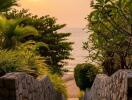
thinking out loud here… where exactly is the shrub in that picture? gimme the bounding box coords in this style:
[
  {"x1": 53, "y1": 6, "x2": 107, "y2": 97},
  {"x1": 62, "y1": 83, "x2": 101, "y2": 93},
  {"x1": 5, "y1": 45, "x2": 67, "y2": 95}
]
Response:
[
  {"x1": 0, "y1": 49, "x2": 67, "y2": 97},
  {"x1": 49, "y1": 74, "x2": 67, "y2": 98},
  {"x1": 74, "y1": 63, "x2": 99, "y2": 90},
  {"x1": 0, "y1": 49, "x2": 48, "y2": 77}
]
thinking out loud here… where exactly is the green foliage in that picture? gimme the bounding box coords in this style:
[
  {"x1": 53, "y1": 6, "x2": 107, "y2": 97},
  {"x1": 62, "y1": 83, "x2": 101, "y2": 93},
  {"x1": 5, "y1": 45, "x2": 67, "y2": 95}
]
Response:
[
  {"x1": 0, "y1": 49, "x2": 48, "y2": 77},
  {"x1": 5, "y1": 9, "x2": 73, "y2": 74},
  {"x1": 49, "y1": 74, "x2": 67, "y2": 98},
  {"x1": 0, "y1": 15, "x2": 38, "y2": 49},
  {"x1": 102, "y1": 54, "x2": 121, "y2": 75},
  {"x1": 0, "y1": 0, "x2": 18, "y2": 12},
  {"x1": 0, "y1": 1, "x2": 68, "y2": 96},
  {"x1": 19, "y1": 40, "x2": 49, "y2": 55},
  {"x1": 84, "y1": 0, "x2": 132, "y2": 75},
  {"x1": 74, "y1": 63, "x2": 99, "y2": 90}
]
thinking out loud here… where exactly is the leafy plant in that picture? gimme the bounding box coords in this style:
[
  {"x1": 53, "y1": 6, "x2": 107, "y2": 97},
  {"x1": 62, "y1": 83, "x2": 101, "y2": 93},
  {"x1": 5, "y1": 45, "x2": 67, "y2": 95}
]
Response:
[
  {"x1": 5, "y1": 9, "x2": 73, "y2": 74},
  {"x1": 0, "y1": 15, "x2": 38, "y2": 49},
  {"x1": 0, "y1": 49, "x2": 48, "y2": 77},
  {"x1": 49, "y1": 74, "x2": 67, "y2": 98},
  {"x1": 74, "y1": 63, "x2": 99, "y2": 90},
  {"x1": 84, "y1": 0, "x2": 132, "y2": 75},
  {"x1": 0, "y1": 0, "x2": 18, "y2": 12}
]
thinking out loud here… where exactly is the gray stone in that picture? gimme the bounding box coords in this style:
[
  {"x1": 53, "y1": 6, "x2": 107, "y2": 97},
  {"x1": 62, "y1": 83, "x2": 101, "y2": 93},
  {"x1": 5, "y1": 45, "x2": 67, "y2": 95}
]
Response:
[
  {"x1": 0, "y1": 72, "x2": 65, "y2": 100},
  {"x1": 83, "y1": 70, "x2": 132, "y2": 100}
]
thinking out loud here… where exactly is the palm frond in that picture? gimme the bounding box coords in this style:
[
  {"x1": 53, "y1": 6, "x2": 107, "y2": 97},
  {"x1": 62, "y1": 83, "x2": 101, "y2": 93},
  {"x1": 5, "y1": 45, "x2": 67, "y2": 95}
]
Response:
[
  {"x1": 0, "y1": 0, "x2": 18, "y2": 12},
  {"x1": 0, "y1": 15, "x2": 38, "y2": 49},
  {"x1": 14, "y1": 26, "x2": 38, "y2": 40}
]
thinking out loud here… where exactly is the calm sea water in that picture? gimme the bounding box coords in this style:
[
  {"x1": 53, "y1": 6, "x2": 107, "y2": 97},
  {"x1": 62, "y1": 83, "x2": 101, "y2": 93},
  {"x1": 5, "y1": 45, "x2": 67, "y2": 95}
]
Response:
[{"x1": 60, "y1": 28, "x2": 89, "y2": 69}]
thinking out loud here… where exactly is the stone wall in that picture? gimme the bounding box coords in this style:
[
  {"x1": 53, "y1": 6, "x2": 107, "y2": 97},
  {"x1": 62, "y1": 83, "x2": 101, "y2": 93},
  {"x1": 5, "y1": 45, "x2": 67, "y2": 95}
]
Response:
[
  {"x1": 83, "y1": 70, "x2": 132, "y2": 100},
  {"x1": 0, "y1": 72, "x2": 65, "y2": 100}
]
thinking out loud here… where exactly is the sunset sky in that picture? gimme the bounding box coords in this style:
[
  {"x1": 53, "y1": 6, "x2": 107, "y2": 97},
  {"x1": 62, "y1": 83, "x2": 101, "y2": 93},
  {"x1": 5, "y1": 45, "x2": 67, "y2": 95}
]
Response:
[{"x1": 19, "y1": 0, "x2": 92, "y2": 28}]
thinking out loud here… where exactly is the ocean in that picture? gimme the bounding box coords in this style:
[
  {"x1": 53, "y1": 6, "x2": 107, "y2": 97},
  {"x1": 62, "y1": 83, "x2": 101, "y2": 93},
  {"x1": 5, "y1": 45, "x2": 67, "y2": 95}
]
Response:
[{"x1": 60, "y1": 27, "x2": 89, "y2": 70}]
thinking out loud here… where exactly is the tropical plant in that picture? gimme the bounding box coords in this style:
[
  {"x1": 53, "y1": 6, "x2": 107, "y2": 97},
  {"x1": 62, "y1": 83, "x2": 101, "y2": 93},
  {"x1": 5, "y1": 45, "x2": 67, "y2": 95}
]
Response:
[
  {"x1": 0, "y1": 0, "x2": 18, "y2": 12},
  {"x1": 5, "y1": 9, "x2": 73, "y2": 74},
  {"x1": 0, "y1": 1, "x2": 68, "y2": 97},
  {"x1": 74, "y1": 63, "x2": 99, "y2": 90},
  {"x1": 84, "y1": 0, "x2": 132, "y2": 75},
  {"x1": 0, "y1": 15, "x2": 38, "y2": 49}
]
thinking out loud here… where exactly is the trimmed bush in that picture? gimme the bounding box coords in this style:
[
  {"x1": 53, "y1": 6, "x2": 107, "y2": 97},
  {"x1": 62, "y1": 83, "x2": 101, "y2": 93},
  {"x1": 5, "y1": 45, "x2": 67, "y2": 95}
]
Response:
[{"x1": 74, "y1": 63, "x2": 99, "y2": 90}]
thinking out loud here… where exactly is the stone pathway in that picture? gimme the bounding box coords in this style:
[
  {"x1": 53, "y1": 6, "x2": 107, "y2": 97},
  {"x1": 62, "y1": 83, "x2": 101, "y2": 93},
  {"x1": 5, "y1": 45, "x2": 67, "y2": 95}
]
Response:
[
  {"x1": 68, "y1": 98, "x2": 79, "y2": 100},
  {"x1": 62, "y1": 72, "x2": 80, "y2": 100}
]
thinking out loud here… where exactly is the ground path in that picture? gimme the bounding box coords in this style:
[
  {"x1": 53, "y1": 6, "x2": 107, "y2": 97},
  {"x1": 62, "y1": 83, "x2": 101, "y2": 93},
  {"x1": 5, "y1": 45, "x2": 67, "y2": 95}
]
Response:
[{"x1": 62, "y1": 72, "x2": 80, "y2": 100}]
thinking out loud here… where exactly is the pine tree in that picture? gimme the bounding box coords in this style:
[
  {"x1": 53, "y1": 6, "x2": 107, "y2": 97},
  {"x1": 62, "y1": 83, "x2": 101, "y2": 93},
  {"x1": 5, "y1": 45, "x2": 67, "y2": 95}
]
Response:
[{"x1": 5, "y1": 9, "x2": 73, "y2": 74}]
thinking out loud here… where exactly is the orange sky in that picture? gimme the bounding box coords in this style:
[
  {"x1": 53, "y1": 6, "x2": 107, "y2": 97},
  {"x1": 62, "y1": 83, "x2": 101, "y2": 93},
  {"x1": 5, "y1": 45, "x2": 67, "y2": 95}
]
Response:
[{"x1": 18, "y1": 0, "x2": 92, "y2": 28}]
